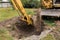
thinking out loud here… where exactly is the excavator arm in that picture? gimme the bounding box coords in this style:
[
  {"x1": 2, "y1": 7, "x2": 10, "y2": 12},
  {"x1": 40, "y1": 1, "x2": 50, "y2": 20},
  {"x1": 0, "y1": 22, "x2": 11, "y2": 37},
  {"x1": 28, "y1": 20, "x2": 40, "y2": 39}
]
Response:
[{"x1": 11, "y1": 0, "x2": 32, "y2": 25}]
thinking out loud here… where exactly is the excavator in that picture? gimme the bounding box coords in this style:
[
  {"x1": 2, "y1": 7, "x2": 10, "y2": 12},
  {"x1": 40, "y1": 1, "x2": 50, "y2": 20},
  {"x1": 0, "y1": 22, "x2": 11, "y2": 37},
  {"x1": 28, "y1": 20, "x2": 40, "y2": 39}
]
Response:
[{"x1": 42, "y1": 0, "x2": 60, "y2": 8}]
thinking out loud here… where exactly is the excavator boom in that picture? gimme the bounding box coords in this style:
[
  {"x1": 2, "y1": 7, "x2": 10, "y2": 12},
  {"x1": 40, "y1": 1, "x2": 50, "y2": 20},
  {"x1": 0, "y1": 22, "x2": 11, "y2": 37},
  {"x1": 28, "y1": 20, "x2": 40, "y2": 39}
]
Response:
[{"x1": 11, "y1": 0, "x2": 32, "y2": 25}]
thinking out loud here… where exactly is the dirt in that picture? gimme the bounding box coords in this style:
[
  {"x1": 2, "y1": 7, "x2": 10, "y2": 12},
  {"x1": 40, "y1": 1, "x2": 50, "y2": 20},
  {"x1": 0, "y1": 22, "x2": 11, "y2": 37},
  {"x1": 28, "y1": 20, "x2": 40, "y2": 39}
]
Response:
[
  {"x1": 0, "y1": 15, "x2": 44, "y2": 40},
  {"x1": 51, "y1": 21, "x2": 60, "y2": 40},
  {"x1": 0, "y1": 16, "x2": 60, "y2": 40},
  {"x1": 0, "y1": 16, "x2": 53, "y2": 40}
]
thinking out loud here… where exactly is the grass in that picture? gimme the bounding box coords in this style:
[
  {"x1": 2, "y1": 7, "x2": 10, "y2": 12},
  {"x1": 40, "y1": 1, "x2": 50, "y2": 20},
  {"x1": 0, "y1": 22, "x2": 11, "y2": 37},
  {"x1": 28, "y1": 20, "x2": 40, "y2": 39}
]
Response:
[
  {"x1": 0, "y1": 8, "x2": 35, "y2": 21},
  {"x1": 25, "y1": 8, "x2": 35, "y2": 15},
  {"x1": 0, "y1": 8, "x2": 18, "y2": 21},
  {"x1": 41, "y1": 34, "x2": 55, "y2": 40},
  {"x1": 0, "y1": 27, "x2": 13, "y2": 40},
  {"x1": 44, "y1": 20, "x2": 56, "y2": 26}
]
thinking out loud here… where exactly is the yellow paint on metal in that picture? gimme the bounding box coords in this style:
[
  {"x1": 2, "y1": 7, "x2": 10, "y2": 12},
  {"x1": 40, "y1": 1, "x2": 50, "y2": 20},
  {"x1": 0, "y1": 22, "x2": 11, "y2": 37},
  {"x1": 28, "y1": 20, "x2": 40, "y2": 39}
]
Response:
[
  {"x1": 42, "y1": 0, "x2": 52, "y2": 8},
  {"x1": 11, "y1": 0, "x2": 18, "y2": 10}
]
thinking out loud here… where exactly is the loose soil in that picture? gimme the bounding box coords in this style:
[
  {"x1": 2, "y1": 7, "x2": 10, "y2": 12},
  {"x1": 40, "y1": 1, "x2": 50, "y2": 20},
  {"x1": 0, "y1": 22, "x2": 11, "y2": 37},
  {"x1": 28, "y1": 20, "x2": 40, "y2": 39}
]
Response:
[
  {"x1": 0, "y1": 16, "x2": 60, "y2": 40},
  {"x1": 0, "y1": 16, "x2": 44, "y2": 40}
]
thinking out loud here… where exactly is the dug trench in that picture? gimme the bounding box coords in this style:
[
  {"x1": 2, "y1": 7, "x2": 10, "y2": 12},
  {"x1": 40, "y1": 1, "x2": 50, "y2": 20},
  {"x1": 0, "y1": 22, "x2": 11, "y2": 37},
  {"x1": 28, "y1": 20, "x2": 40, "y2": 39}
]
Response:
[{"x1": 0, "y1": 9, "x2": 44, "y2": 39}]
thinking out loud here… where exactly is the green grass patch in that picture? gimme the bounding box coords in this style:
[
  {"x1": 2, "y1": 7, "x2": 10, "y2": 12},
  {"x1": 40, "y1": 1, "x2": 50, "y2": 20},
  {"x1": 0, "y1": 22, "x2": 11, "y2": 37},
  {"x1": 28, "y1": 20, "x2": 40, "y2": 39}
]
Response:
[
  {"x1": 26, "y1": 8, "x2": 35, "y2": 15},
  {"x1": 0, "y1": 8, "x2": 19, "y2": 21},
  {"x1": 41, "y1": 34, "x2": 55, "y2": 40},
  {"x1": 0, "y1": 27, "x2": 13, "y2": 40},
  {"x1": 0, "y1": 8, "x2": 35, "y2": 21},
  {"x1": 44, "y1": 20, "x2": 56, "y2": 26}
]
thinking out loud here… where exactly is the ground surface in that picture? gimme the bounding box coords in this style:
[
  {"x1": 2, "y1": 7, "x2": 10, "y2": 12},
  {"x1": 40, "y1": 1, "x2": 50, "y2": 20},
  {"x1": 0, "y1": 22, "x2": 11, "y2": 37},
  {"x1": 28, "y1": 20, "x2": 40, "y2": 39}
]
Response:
[
  {"x1": 0, "y1": 8, "x2": 60, "y2": 40},
  {"x1": 0, "y1": 16, "x2": 54, "y2": 40}
]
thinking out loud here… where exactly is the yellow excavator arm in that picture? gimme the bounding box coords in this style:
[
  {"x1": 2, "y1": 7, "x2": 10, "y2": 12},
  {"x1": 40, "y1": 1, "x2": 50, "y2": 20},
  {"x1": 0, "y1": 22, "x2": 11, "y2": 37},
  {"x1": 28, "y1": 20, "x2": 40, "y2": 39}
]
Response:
[{"x1": 11, "y1": 0, "x2": 32, "y2": 25}]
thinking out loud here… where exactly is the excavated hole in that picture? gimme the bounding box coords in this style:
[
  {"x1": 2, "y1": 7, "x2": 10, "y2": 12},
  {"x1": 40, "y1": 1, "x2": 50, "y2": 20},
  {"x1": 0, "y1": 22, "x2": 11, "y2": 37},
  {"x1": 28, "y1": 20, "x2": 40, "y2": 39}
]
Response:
[{"x1": 15, "y1": 19, "x2": 36, "y2": 34}]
